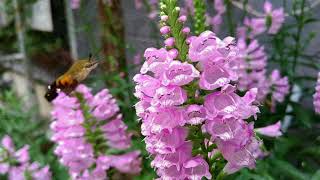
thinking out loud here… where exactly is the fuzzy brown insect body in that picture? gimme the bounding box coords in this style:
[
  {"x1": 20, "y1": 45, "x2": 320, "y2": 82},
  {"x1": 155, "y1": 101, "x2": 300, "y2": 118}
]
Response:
[{"x1": 44, "y1": 57, "x2": 99, "y2": 102}]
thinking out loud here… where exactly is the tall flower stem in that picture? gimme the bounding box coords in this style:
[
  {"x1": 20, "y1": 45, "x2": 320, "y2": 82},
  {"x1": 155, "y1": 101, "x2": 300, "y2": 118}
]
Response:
[
  {"x1": 159, "y1": 0, "x2": 189, "y2": 61},
  {"x1": 292, "y1": 0, "x2": 306, "y2": 75},
  {"x1": 193, "y1": 0, "x2": 207, "y2": 35},
  {"x1": 225, "y1": 0, "x2": 235, "y2": 36}
]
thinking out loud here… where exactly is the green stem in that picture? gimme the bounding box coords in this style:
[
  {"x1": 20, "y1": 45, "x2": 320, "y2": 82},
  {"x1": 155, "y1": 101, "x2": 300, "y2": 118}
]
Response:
[
  {"x1": 193, "y1": 0, "x2": 207, "y2": 35},
  {"x1": 216, "y1": 171, "x2": 226, "y2": 180},
  {"x1": 292, "y1": 0, "x2": 305, "y2": 74},
  {"x1": 160, "y1": 0, "x2": 189, "y2": 61},
  {"x1": 225, "y1": 0, "x2": 235, "y2": 36},
  {"x1": 241, "y1": 0, "x2": 249, "y2": 22}
]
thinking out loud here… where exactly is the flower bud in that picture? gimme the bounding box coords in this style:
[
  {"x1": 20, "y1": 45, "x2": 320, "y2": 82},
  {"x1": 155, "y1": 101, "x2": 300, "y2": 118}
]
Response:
[
  {"x1": 182, "y1": 27, "x2": 190, "y2": 34},
  {"x1": 160, "y1": 26, "x2": 170, "y2": 35},
  {"x1": 165, "y1": 37, "x2": 175, "y2": 47},
  {"x1": 168, "y1": 48, "x2": 178, "y2": 59},
  {"x1": 178, "y1": 15, "x2": 187, "y2": 23},
  {"x1": 161, "y1": 15, "x2": 168, "y2": 21}
]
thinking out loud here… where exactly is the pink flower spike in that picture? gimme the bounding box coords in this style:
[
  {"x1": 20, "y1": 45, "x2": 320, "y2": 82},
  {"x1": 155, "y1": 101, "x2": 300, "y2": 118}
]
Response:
[{"x1": 256, "y1": 121, "x2": 282, "y2": 137}]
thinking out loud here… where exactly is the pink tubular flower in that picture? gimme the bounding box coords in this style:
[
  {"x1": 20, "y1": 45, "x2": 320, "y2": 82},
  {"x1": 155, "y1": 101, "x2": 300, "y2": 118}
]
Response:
[
  {"x1": 141, "y1": 107, "x2": 185, "y2": 135},
  {"x1": 209, "y1": 0, "x2": 226, "y2": 33},
  {"x1": 145, "y1": 127, "x2": 188, "y2": 154},
  {"x1": 185, "y1": 105, "x2": 207, "y2": 125},
  {"x1": 189, "y1": 31, "x2": 239, "y2": 90},
  {"x1": 219, "y1": 138, "x2": 262, "y2": 174},
  {"x1": 133, "y1": 74, "x2": 161, "y2": 102},
  {"x1": 256, "y1": 121, "x2": 282, "y2": 137},
  {"x1": 100, "y1": 151, "x2": 142, "y2": 174},
  {"x1": 151, "y1": 86, "x2": 187, "y2": 107},
  {"x1": 268, "y1": 70, "x2": 290, "y2": 111},
  {"x1": 50, "y1": 84, "x2": 141, "y2": 179},
  {"x1": 243, "y1": 1, "x2": 285, "y2": 37},
  {"x1": 183, "y1": 156, "x2": 212, "y2": 179},
  {"x1": 204, "y1": 85, "x2": 259, "y2": 120},
  {"x1": 141, "y1": 48, "x2": 172, "y2": 75},
  {"x1": 263, "y1": 1, "x2": 285, "y2": 34},
  {"x1": 313, "y1": 73, "x2": 320, "y2": 113},
  {"x1": 244, "y1": 18, "x2": 266, "y2": 38},
  {"x1": 0, "y1": 136, "x2": 52, "y2": 180},
  {"x1": 237, "y1": 38, "x2": 269, "y2": 101},
  {"x1": 162, "y1": 61, "x2": 200, "y2": 86}
]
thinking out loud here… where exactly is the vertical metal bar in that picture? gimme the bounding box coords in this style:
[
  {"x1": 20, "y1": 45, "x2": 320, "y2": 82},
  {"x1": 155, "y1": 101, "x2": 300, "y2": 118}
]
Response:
[
  {"x1": 65, "y1": 0, "x2": 78, "y2": 59},
  {"x1": 13, "y1": 0, "x2": 38, "y2": 114}
]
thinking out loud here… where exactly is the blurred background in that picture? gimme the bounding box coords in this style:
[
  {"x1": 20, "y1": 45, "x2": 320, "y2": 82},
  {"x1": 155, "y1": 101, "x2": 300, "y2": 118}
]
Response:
[{"x1": 0, "y1": 0, "x2": 320, "y2": 179}]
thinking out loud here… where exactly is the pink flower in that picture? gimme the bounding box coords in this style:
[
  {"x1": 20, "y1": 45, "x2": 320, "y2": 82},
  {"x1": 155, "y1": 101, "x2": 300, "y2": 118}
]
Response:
[
  {"x1": 256, "y1": 121, "x2": 282, "y2": 137},
  {"x1": 105, "y1": 151, "x2": 142, "y2": 174},
  {"x1": 199, "y1": 65, "x2": 232, "y2": 90},
  {"x1": 51, "y1": 85, "x2": 141, "y2": 178},
  {"x1": 183, "y1": 156, "x2": 212, "y2": 180},
  {"x1": 142, "y1": 107, "x2": 185, "y2": 134},
  {"x1": 133, "y1": 74, "x2": 161, "y2": 102},
  {"x1": 237, "y1": 38, "x2": 269, "y2": 101},
  {"x1": 220, "y1": 138, "x2": 262, "y2": 174},
  {"x1": 210, "y1": 0, "x2": 226, "y2": 33},
  {"x1": 151, "y1": 142, "x2": 192, "y2": 170},
  {"x1": 204, "y1": 85, "x2": 259, "y2": 119},
  {"x1": 151, "y1": 86, "x2": 187, "y2": 107},
  {"x1": 0, "y1": 136, "x2": 51, "y2": 179},
  {"x1": 244, "y1": 18, "x2": 266, "y2": 38},
  {"x1": 14, "y1": 145, "x2": 30, "y2": 164},
  {"x1": 141, "y1": 48, "x2": 172, "y2": 74},
  {"x1": 206, "y1": 118, "x2": 254, "y2": 145},
  {"x1": 145, "y1": 127, "x2": 188, "y2": 154},
  {"x1": 1, "y1": 135, "x2": 15, "y2": 153},
  {"x1": 269, "y1": 70, "x2": 290, "y2": 111},
  {"x1": 264, "y1": 1, "x2": 285, "y2": 34},
  {"x1": 102, "y1": 116, "x2": 132, "y2": 150},
  {"x1": 313, "y1": 73, "x2": 320, "y2": 113},
  {"x1": 185, "y1": 105, "x2": 207, "y2": 125},
  {"x1": 188, "y1": 31, "x2": 217, "y2": 62},
  {"x1": 162, "y1": 61, "x2": 200, "y2": 86}
]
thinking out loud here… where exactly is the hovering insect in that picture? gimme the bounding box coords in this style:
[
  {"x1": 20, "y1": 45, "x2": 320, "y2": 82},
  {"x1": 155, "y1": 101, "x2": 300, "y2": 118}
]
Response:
[{"x1": 44, "y1": 54, "x2": 99, "y2": 102}]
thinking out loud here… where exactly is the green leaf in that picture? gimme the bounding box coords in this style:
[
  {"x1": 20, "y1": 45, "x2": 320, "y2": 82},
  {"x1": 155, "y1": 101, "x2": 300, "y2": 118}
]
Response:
[
  {"x1": 272, "y1": 159, "x2": 310, "y2": 180},
  {"x1": 311, "y1": 170, "x2": 320, "y2": 180}
]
